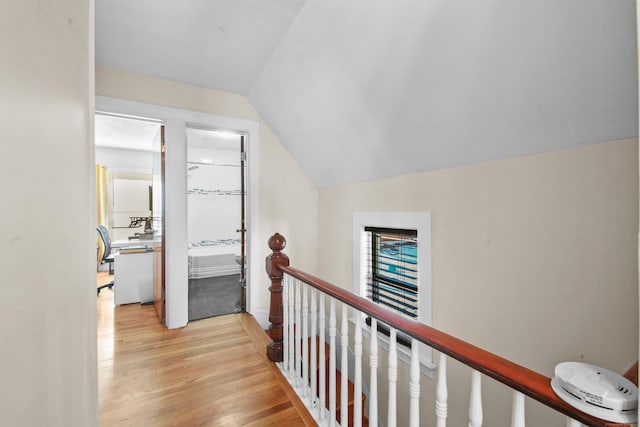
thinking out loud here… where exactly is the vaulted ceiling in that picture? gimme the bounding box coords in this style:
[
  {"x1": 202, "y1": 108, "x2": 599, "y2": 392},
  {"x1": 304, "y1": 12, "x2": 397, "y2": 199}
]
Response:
[{"x1": 96, "y1": 0, "x2": 638, "y2": 187}]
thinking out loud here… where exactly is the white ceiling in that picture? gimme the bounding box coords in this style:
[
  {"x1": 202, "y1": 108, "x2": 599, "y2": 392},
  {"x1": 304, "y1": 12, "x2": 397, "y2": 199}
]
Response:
[
  {"x1": 95, "y1": 114, "x2": 160, "y2": 151},
  {"x1": 95, "y1": 0, "x2": 638, "y2": 187},
  {"x1": 95, "y1": 0, "x2": 305, "y2": 95}
]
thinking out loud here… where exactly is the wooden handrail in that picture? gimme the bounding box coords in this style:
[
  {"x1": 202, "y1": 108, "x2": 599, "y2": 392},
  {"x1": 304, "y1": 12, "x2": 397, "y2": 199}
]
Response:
[
  {"x1": 265, "y1": 234, "x2": 631, "y2": 427},
  {"x1": 624, "y1": 361, "x2": 638, "y2": 386}
]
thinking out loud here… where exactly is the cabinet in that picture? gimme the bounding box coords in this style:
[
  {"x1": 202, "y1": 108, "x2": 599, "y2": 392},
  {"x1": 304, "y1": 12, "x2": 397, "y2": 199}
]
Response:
[{"x1": 114, "y1": 251, "x2": 154, "y2": 305}]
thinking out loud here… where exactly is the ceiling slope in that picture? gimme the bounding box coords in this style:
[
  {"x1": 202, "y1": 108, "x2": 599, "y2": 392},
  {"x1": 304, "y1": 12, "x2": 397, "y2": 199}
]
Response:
[
  {"x1": 95, "y1": 0, "x2": 638, "y2": 188},
  {"x1": 249, "y1": 0, "x2": 638, "y2": 187},
  {"x1": 95, "y1": 0, "x2": 305, "y2": 95}
]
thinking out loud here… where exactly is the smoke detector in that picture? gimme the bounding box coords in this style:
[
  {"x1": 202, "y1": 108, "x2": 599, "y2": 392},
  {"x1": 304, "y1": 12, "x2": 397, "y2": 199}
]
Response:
[{"x1": 551, "y1": 362, "x2": 638, "y2": 424}]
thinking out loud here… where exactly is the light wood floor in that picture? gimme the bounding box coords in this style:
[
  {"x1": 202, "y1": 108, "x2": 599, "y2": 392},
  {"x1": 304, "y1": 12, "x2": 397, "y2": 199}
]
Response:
[{"x1": 97, "y1": 271, "x2": 314, "y2": 426}]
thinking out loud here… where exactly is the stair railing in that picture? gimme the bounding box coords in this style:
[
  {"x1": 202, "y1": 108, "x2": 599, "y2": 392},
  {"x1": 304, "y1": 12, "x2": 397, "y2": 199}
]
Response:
[{"x1": 265, "y1": 233, "x2": 633, "y2": 427}]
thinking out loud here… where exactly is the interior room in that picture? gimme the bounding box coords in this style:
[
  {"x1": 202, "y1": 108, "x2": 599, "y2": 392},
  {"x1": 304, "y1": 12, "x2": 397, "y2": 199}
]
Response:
[
  {"x1": 95, "y1": 114, "x2": 162, "y2": 308},
  {"x1": 1, "y1": 1, "x2": 638, "y2": 426},
  {"x1": 186, "y1": 127, "x2": 246, "y2": 321},
  {"x1": 95, "y1": 114, "x2": 157, "y2": 241}
]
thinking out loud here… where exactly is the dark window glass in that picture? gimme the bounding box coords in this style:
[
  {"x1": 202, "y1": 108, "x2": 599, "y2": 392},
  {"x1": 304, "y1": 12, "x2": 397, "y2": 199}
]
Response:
[{"x1": 364, "y1": 227, "x2": 418, "y2": 346}]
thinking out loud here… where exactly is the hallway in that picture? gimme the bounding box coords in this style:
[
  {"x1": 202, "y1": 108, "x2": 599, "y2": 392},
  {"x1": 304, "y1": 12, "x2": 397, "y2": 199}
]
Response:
[{"x1": 97, "y1": 272, "x2": 313, "y2": 426}]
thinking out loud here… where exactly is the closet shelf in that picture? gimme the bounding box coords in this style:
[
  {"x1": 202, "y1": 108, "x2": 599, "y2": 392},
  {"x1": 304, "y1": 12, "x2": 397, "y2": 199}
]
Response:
[
  {"x1": 188, "y1": 161, "x2": 241, "y2": 168},
  {"x1": 188, "y1": 188, "x2": 242, "y2": 196},
  {"x1": 189, "y1": 238, "x2": 241, "y2": 248}
]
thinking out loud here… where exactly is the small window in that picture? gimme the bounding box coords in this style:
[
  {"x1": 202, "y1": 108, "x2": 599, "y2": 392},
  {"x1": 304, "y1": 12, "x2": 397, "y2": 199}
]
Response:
[
  {"x1": 364, "y1": 227, "x2": 418, "y2": 318},
  {"x1": 364, "y1": 227, "x2": 418, "y2": 347},
  {"x1": 353, "y1": 212, "x2": 434, "y2": 373}
]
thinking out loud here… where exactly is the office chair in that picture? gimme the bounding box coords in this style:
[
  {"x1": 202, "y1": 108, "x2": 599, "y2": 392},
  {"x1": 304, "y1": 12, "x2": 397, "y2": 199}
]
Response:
[{"x1": 96, "y1": 225, "x2": 115, "y2": 295}]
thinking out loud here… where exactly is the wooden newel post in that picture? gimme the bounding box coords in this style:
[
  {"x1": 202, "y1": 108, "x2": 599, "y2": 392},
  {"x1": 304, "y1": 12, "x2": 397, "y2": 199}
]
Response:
[{"x1": 266, "y1": 233, "x2": 289, "y2": 362}]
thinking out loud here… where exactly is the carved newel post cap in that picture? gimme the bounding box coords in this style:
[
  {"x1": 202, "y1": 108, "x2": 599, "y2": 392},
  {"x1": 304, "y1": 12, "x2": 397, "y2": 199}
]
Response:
[{"x1": 268, "y1": 233, "x2": 286, "y2": 252}]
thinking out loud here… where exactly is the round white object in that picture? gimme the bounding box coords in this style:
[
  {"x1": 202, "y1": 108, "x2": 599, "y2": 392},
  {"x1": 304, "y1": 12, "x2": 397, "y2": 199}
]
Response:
[{"x1": 550, "y1": 361, "x2": 638, "y2": 423}]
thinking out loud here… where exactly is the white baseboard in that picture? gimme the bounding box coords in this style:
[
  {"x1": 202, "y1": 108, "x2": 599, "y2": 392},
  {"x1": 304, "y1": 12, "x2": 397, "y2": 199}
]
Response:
[{"x1": 250, "y1": 308, "x2": 270, "y2": 330}]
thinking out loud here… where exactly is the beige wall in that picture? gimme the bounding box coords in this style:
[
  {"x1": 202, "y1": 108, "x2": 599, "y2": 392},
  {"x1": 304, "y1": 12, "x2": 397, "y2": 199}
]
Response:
[
  {"x1": 96, "y1": 66, "x2": 319, "y2": 314},
  {"x1": 95, "y1": 68, "x2": 638, "y2": 424},
  {"x1": 318, "y1": 138, "x2": 639, "y2": 426},
  {"x1": 0, "y1": 1, "x2": 97, "y2": 426},
  {"x1": 637, "y1": 0, "x2": 640, "y2": 399}
]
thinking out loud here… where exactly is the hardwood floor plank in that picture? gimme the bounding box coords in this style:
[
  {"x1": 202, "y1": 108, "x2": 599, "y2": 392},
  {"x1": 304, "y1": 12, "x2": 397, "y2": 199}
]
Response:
[
  {"x1": 97, "y1": 272, "x2": 313, "y2": 426},
  {"x1": 238, "y1": 312, "x2": 319, "y2": 427}
]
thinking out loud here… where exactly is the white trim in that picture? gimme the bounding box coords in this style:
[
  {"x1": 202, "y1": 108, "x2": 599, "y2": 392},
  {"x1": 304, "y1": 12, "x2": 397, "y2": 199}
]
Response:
[
  {"x1": 352, "y1": 211, "x2": 435, "y2": 376},
  {"x1": 252, "y1": 308, "x2": 270, "y2": 330},
  {"x1": 96, "y1": 96, "x2": 261, "y2": 329}
]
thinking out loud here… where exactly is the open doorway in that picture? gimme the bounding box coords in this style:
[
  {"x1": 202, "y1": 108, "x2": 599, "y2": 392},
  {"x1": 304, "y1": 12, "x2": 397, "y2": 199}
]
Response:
[
  {"x1": 96, "y1": 95, "x2": 262, "y2": 330},
  {"x1": 186, "y1": 126, "x2": 247, "y2": 321},
  {"x1": 95, "y1": 113, "x2": 165, "y2": 323}
]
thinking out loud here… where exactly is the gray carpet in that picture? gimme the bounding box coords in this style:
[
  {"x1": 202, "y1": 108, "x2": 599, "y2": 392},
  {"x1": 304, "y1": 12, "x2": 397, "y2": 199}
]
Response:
[{"x1": 188, "y1": 274, "x2": 242, "y2": 321}]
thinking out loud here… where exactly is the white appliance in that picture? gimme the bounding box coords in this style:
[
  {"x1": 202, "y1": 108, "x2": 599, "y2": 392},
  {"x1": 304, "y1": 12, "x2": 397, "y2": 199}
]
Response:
[{"x1": 551, "y1": 361, "x2": 638, "y2": 424}]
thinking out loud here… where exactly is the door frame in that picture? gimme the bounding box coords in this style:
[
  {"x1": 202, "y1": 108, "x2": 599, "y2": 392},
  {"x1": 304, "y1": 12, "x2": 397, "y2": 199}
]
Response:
[
  {"x1": 153, "y1": 125, "x2": 166, "y2": 322},
  {"x1": 96, "y1": 95, "x2": 261, "y2": 330}
]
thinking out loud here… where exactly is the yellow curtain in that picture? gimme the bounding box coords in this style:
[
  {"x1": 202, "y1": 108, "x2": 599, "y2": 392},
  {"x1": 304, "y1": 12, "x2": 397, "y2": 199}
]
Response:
[{"x1": 96, "y1": 164, "x2": 108, "y2": 261}]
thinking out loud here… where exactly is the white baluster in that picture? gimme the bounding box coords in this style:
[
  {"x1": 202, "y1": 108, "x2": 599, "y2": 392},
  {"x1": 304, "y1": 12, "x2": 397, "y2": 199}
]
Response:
[
  {"x1": 388, "y1": 328, "x2": 397, "y2": 427},
  {"x1": 369, "y1": 318, "x2": 378, "y2": 427},
  {"x1": 409, "y1": 338, "x2": 420, "y2": 427},
  {"x1": 329, "y1": 299, "x2": 337, "y2": 426},
  {"x1": 294, "y1": 279, "x2": 301, "y2": 387},
  {"x1": 435, "y1": 353, "x2": 448, "y2": 427},
  {"x1": 511, "y1": 391, "x2": 525, "y2": 427},
  {"x1": 340, "y1": 304, "x2": 349, "y2": 427},
  {"x1": 282, "y1": 275, "x2": 289, "y2": 372},
  {"x1": 302, "y1": 282, "x2": 309, "y2": 396},
  {"x1": 469, "y1": 370, "x2": 483, "y2": 427},
  {"x1": 566, "y1": 418, "x2": 582, "y2": 427},
  {"x1": 319, "y1": 293, "x2": 326, "y2": 421},
  {"x1": 310, "y1": 288, "x2": 318, "y2": 408},
  {"x1": 353, "y1": 310, "x2": 362, "y2": 427},
  {"x1": 288, "y1": 274, "x2": 295, "y2": 380}
]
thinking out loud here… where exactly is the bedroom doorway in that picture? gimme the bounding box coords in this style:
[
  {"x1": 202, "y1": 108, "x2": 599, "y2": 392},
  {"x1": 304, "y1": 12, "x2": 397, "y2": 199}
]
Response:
[
  {"x1": 186, "y1": 126, "x2": 247, "y2": 321},
  {"x1": 95, "y1": 113, "x2": 165, "y2": 323}
]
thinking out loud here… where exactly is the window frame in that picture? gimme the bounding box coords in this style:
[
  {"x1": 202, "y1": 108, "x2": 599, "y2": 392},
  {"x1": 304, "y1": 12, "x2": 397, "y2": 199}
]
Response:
[{"x1": 352, "y1": 211, "x2": 435, "y2": 375}]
